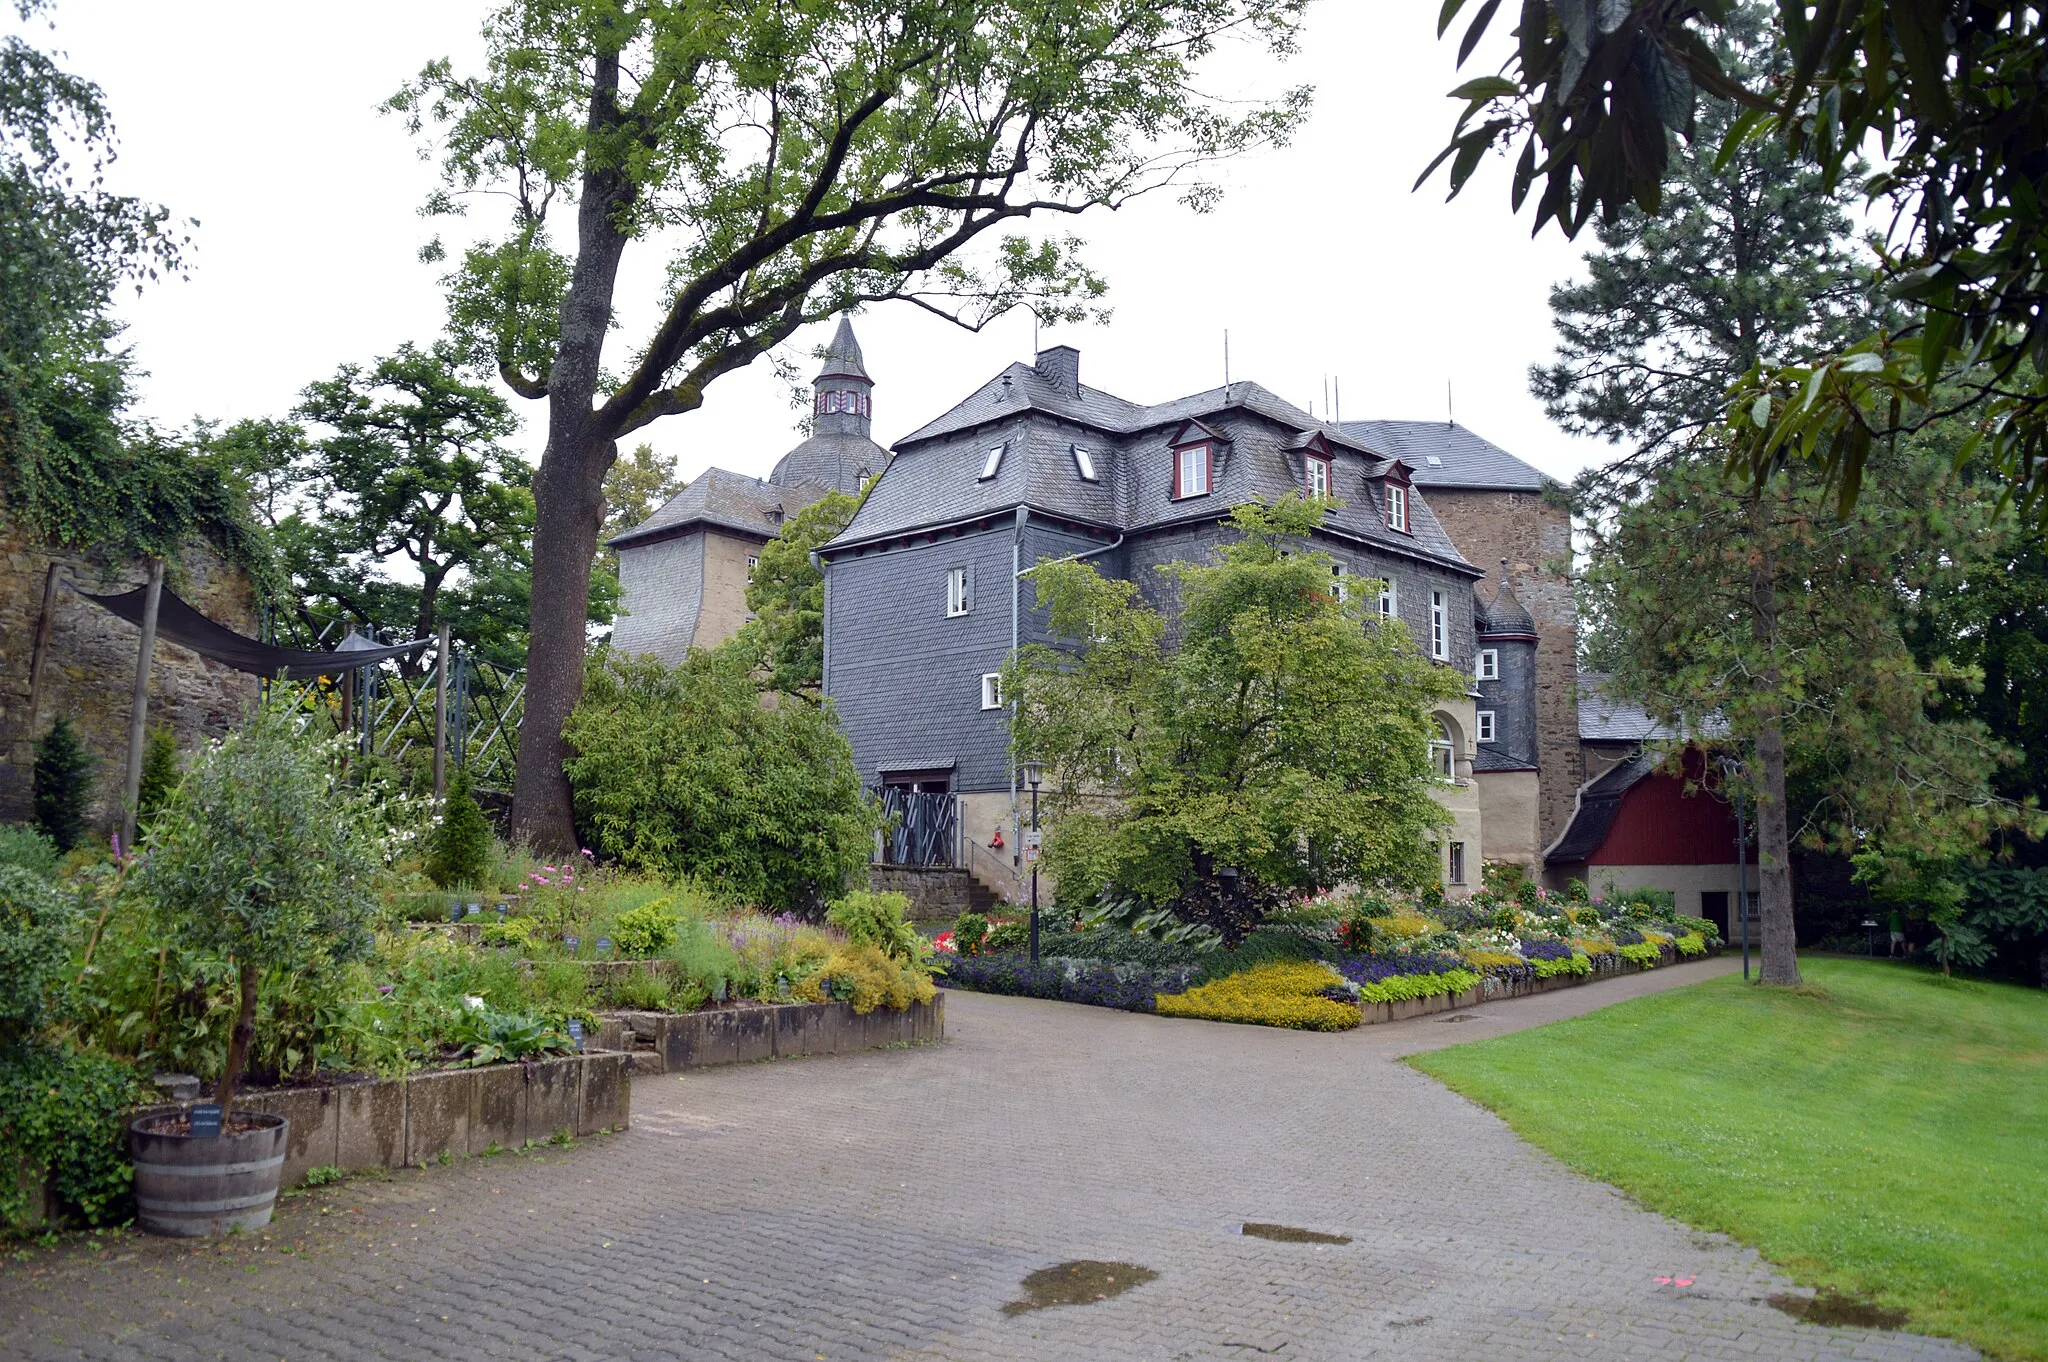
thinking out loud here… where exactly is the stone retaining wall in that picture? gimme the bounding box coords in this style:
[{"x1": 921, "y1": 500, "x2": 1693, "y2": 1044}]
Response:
[
  {"x1": 1356, "y1": 943, "x2": 1712, "y2": 1026},
  {"x1": 596, "y1": 996, "x2": 943, "y2": 1074}
]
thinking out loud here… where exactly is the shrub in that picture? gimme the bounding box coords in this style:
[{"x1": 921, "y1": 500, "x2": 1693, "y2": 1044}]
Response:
[
  {"x1": 1154, "y1": 962, "x2": 1361, "y2": 1031},
  {"x1": 1674, "y1": 932, "x2": 1708, "y2": 958},
  {"x1": 135, "y1": 724, "x2": 180, "y2": 832},
  {"x1": 1353, "y1": 967, "x2": 1481, "y2": 1005},
  {"x1": 564, "y1": 649, "x2": 876, "y2": 912},
  {"x1": 139, "y1": 707, "x2": 385, "y2": 1113},
  {"x1": 668, "y1": 919, "x2": 742, "y2": 1001},
  {"x1": 983, "y1": 919, "x2": 1031, "y2": 953},
  {"x1": 32, "y1": 716, "x2": 96, "y2": 852},
  {"x1": 1616, "y1": 942, "x2": 1664, "y2": 968},
  {"x1": 794, "y1": 943, "x2": 936, "y2": 1014},
  {"x1": 425, "y1": 769, "x2": 494, "y2": 889},
  {"x1": 1533, "y1": 953, "x2": 1593, "y2": 978},
  {"x1": 952, "y1": 912, "x2": 989, "y2": 957},
  {"x1": 0, "y1": 865, "x2": 77, "y2": 1044},
  {"x1": 611, "y1": 898, "x2": 681, "y2": 958},
  {"x1": 826, "y1": 890, "x2": 923, "y2": 964},
  {"x1": 480, "y1": 917, "x2": 543, "y2": 953},
  {"x1": 608, "y1": 968, "x2": 673, "y2": 1011},
  {"x1": 0, "y1": 1043, "x2": 149, "y2": 1230},
  {"x1": 0, "y1": 824, "x2": 57, "y2": 876}
]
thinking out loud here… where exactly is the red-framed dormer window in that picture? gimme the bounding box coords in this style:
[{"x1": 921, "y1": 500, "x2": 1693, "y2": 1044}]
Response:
[
  {"x1": 1385, "y1": 482, "x2": 1409, "y2": 532},
  {"x1": 1305, "y1": 454, "x2": 1332, "y2": 500},
  {"x1": 1174, "y1": 443, "x2": 1212, "y2": 498}
]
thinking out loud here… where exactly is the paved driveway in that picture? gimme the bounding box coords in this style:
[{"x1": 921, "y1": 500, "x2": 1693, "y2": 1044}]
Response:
[{"x1": 1, "y1": 960, "x2": 1975, "y2": 1361}]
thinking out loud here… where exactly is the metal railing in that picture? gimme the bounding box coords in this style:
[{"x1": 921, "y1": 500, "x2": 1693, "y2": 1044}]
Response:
[{"x1": 871, "y1": 787, "x2": 960, "y2": 868}]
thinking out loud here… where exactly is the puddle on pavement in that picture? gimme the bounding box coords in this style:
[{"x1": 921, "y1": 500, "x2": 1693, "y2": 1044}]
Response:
[
  {"x1": 1768, "y1": 1290, "x2": 1909, "y2": 1330},
  {"x1": 1241, "y1": 1222, "x2": 1352, "y2": 1245},
  {"x1": 1002, "y1": 1261, "x2": 1158, "y2": 1315}
]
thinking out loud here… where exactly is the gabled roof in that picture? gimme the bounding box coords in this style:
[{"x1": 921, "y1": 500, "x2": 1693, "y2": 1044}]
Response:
[
  {"x1": 1545, "y1": 750, "x2": 1660, "y2": 865},
  {"x1": 1336, "y1": 419, "x2": 1550, "y2": 492},
  {"x1": 1577, "y1": 671, "x2": 1683, "y2": 743},
  {"x1": 608, "y1": 467, "x2": 792, "y2": 548}
]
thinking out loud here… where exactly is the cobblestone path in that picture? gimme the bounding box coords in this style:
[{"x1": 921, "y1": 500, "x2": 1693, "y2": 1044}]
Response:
[{"x1": 0, "y1": 959, "x2": 1977, "y2": 1361}]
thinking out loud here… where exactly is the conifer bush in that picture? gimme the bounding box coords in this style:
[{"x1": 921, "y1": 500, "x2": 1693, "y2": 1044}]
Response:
[
  {"x1": 426, "y1": 769, "x2": 494, "y2": 889},
  {"x1": 134, "y1": 724, "x2": 180, "y2": 831},
  {"x1": 32, "y1": 716, "x2": 95, "y2": 852}
]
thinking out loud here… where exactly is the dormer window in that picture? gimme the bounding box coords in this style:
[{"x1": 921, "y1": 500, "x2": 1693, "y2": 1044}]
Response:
[
  {"x1": 1071, "y1": 444, "x2": 1098, "y2": 482},
  {"x1": 1386, "y1": 484, "x2": 1409, "y2": 533},
  {"x1": 1305, "y1": 454, "x2": 1331, "y2": 500},
  {"x1": 1174, "y1": 444, "x2": 1211, "y2": 498},
  {"x1": 979, "y1": 444, "x2": 1005, "y2": 481}
]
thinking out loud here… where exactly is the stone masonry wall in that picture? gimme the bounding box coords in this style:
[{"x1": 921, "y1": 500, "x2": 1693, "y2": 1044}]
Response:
[
  {"x1": 1423, "y1": 488, "x2": 1581, "y2": 851},
  {"x1": 0, "y1": 512, "x2": 260, "y2": 831}
]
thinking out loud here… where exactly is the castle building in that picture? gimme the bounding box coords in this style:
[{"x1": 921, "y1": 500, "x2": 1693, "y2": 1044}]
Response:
[
  {"x1": 814, "y1": 344, "x2": 1568, "y2": 897},
  {"x1": 608, "y1": 317, "x2": 887, "y2": 662}
]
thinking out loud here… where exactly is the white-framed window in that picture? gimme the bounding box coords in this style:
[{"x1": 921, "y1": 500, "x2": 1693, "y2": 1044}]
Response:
[
  {"x1": 1386, "y1": 484, "x2": 1408, "y2": 532},
  {"x1": 945, "y1": 567, "x2": 971, "y2": 617},
  {"x1": 1476, "y1": 648, "x2": 1499, "y2": 681},
  {"x1": 746, "y1": 554, "x2": 759, "y2": 582},
  {"x1": 1305, "y1": 455, "x2": 1331, "y2": 500},
  {"x1": 980, "y1": 673, "x2": 1003, "y2": 710},
  {"x1": 1429, "y1": 717, "x2": 1455, "y2": 780},
  {"x1": 1330, "y1": 563, "x2": 1348, "y2": 603},
  {"x1": 1476, "y1": 710, "x2": 1496, "y2": 742},
  {"x1": 1448, "y1": 841, "x2": 1467, "y2": 885},
  {"x1": 1430, "y1": 590, "x2": 1448, "y2": 660},
  {"x1": 980, "y1": 445, "x2": 1005, "y2": 480},
  {"x1": 1176, "y1": 444, "x2": 1211, "y2": 498},
  {"x1": 1071, "y1": 443, "x2": 1098, "y2": 482},
  {"x1": 1379, "y1": 578, "x2": 1398, "y2": 619}
]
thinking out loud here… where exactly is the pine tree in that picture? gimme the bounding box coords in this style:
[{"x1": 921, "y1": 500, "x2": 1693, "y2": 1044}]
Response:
[
  {"x1": 32, "y1": 716, "x2": 96, "y2": 853},
  {"x1": 425, "y1": 769, "x2": 494, "y2": 890},
  {"x1": 135, "y1": 725, "x2": 181, "y2": 832}
]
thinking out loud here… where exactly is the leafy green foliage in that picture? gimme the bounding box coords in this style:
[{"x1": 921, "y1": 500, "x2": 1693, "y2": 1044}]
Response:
[
  {"x1": 824, "y1": 891, "x2": 923, "y2": 965},
  {"x1": 0, "y1": 864, "x2": 75, "y2": 1044},
  {"x1": 0, "y1": 823, "x2": 56, "y2": 876},
  {"x1": 425, "y1": 769, "x2": 494, "y2": 889},
  {"x1": 951, "y1": 912, "x2": 989, "y2": 958},
  {"x1": 387, "y1": 0, "x2": 1312, "y2": 848},
  {"x1": 564, "y1": 648, "x2": 876, "y2": 912},
  {"x1": 133, "y1": 725, "x2": 179, "y2": 834},
  {"x1": 745, "y1": 488, "x2": 864, "y2": 695},
  {"x1": 1154, "y1": 961, "x2": 1360, "y2": 1030},
  {"x1": 610, "y1": 898, "x2": 681, "y2": 959},
  {"x1": 0, "y1": 1043, "x2": 148, "y2": 1230},
  {"x1": 1012, "y1": 497, "x2": 1463, "y2": 945},
  {"x1": 31, "y1": 715, "x2": 95, "y2": 853}
]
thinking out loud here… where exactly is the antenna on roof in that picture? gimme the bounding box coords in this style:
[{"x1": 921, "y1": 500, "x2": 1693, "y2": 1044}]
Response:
[
  {"x1": 1334, "y1": 376, "x2": 1341, "y2": 424},
  {"x1": 1447, "y1": 380, "x2": 1455, "y2": 428},
  {"x1": 1322, "y1": 376, "x2": 1329, "y2": 425},
  {"x1": 1032, "y1": 312, "x2": 1040, "y2": 356},
  {"x1": 1223, "y1": 330, "x2": 1230, "y2": 385}
]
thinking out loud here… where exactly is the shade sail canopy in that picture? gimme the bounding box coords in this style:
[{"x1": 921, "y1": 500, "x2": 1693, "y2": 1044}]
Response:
[{"x1": 77, "y1": 585, "x2": 430, "y2": 680}]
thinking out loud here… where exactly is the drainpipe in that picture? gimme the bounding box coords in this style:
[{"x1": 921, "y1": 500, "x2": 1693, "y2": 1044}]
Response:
[
  {"x1": 810, "y1": 549, "x2": 828, "y2": 697},
  {"x1": 1010, "y1": 508, "x2": 1028, "y2": 875}
]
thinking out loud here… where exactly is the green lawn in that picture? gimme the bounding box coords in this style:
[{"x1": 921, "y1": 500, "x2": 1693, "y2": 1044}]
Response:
[{"x1": 1409, "y1": 958, "x2": 2048, "y2": 1360}]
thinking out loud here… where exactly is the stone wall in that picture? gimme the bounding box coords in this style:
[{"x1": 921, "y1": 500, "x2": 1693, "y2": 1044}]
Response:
[
  {"x1": 0, "y1": 513, "x2": 260, "y2": 830},
  {"x1": 1423, "y1": 488, "x2": 1581, "y2": 849},
  {"x1": 612, "y1": 531, "x2": 704, "y2": 663},
  {"x1": 697, "y1": 529, "x2": 767, "y2": 653}
]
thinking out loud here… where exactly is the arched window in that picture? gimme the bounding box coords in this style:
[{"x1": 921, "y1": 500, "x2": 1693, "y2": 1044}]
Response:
[{"x1": 1429, "y1": 717, "x2": 1456, "y2": 780}]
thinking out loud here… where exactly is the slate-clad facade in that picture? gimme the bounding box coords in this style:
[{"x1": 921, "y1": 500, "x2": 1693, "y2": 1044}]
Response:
[{"x1": 821, "y1": 345, "x2": 1522, "y2": 892}]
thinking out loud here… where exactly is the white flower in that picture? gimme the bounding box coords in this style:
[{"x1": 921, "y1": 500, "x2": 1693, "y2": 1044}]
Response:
[{"x1": 463, "y1": 994, "x2": 486, "y2": 1011}]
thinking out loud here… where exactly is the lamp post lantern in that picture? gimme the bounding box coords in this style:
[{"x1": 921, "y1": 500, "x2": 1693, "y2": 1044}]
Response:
[{"x1": 1022, "y1": 761, "x2": 1043, "y2": 964}]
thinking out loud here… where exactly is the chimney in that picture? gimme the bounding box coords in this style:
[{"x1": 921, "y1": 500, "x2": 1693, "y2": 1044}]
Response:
[{"x1": 1034, "y1": 345, "x2": 1081, "y2": 396}]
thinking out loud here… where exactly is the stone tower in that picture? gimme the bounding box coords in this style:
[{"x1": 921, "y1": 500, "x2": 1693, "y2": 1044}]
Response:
[
  {"x1": 769, "y1": 316, "x2": 882, "y2": 494},
  {"x1": 1473, "y1": 560, "x2": 1544, "y2": 874}
]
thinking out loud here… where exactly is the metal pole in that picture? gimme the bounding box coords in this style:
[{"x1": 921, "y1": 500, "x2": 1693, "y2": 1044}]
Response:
[
  {"x1": 25, "y1": 562, "x2": 61, "y2": 738},
  {"x1": 119, "y1": 559, "x2": 165, "y2": 855},
  {"x1": 432, "y1": 623, "x2": 451, "y2": 798},
  {"x1": 1736, "y1": 784, "x2": 1751, "y2": 982},
  {"x1": 1029, "y1": 780, "x2": 1040, "y2": 965}
]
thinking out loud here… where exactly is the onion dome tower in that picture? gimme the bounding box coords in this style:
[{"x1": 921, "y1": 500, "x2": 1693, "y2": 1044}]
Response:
[{"x1": 769, "y1": 316, "x2": 886, "y2": 494}]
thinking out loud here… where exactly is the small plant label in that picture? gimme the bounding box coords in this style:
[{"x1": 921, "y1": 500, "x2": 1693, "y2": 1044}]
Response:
[
  {"x1": 564, "y1": 934, "x2": 581, "y2": 953},
  {"x1": 567, "y1": 1020, "x2": 585, "y2": 1051},
  {"x1": 188, "y1": 1104, "x2": 223, "y2": 1138},
  {"x1": 449, "y1": 901, "x2": 466, "y2": 922},
  {"x1": 467, "y1": 903, "x2": 482, "y2": 916},
  {"x1": 596, "y1": 937, "x2": 613, "y2": 956}
]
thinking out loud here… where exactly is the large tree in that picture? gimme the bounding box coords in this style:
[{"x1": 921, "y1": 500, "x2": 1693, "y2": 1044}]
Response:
[
  {"x1": 1010, "y1": 498, "x2": 1464, "y2": 946},
  {"x1": 1427, "y1": 0, "x2": 2048, "y2": 522},
  {"x1": 288, "y1": 344, "x2": 536, "y2": 655},
  {"x1": 389, "y1": 0, "x2": 1312, "y2": 850}
]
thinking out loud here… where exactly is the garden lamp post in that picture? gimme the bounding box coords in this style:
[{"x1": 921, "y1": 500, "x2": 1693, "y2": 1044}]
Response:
[
  {"x1": 1023, "y1": 760, "x2": 1043, "y2": 965},
  {"x1": 1719, "y1": 754, "x2": 1751, "y2": 982}
]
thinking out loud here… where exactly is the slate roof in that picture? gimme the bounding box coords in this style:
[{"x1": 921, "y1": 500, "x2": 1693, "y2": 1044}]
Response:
[
  {"x1": 769, "y1": 429, "x2": 887, "y2": 495},
  {"x1": 1336, "y1": 419, "x2": 1550, "y2": 492},
  {"x1": 816, "y1": 315, "x2": 871, "y2": 384},
  {"x1": 1545, "y1": 750, "x2": 1660, "y2": 865},
  {"x1": 1576, "y1": 671, "x2": 1684, "y2": 743},
  {"x1": 1473, "y1": 745, "x2": 1538, "y2": 774},
  {"x1": 833, "y1": 365, "x2": 1474, "y2": 575},
  {"x1": 608, "y1": 467, "x2": 801, "y2": 548},
  {"x1": 1477, "y1": 575, "x2": 1536, "y2": 636}
]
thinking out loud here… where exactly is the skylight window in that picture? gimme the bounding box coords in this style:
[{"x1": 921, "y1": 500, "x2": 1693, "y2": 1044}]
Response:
[
  {"x1": 1071, "y1": 444, "x2": 1098, "y2": 481},
  {"x1": 980, "y1": 445, "x2": 1005, "y2": 480},
  {"x1": 1426, "y1": 455, "x2": 1443, "y2": 467}
]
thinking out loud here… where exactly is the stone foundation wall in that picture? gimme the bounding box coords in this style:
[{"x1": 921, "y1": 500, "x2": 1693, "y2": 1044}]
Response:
[{"x1": 0, "y1": 514, "x2": 261, "y2": 830}]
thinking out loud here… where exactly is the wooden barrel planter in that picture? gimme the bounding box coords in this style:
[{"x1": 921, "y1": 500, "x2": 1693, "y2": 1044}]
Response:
[{"x1": 128, "y1": 1111, "x2": 289, "y2": 1237}]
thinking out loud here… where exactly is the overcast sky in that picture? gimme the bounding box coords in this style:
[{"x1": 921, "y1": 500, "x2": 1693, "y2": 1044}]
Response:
[{"x1": 38, "y1": 2, "x2": 1620, "y2": 488}]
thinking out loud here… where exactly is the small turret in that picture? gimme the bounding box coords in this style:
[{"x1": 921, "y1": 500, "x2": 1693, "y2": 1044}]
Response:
[
  {"x1": 811, "y1": 315, "x2": 873, "y2": 438},
  {"x1": 1475, "y1": 559, "x2": 1539, "y2": 770}
]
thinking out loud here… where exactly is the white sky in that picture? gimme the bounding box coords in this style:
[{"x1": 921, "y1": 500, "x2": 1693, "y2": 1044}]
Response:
[{"x1": 38, "y1": 1, "x2": 1620, "y2": 488}]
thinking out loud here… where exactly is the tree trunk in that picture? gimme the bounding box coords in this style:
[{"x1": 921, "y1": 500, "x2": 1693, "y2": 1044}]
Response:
[
  {"x1": 508, "y1": 48, "x2": 634, "y2": 853},
  {"x1": 215, "y1": 961, "x2": 259, "y2": 1119},
  {"x1": 1748, "y1": 488, "x2": 1801, "y2": 986}
]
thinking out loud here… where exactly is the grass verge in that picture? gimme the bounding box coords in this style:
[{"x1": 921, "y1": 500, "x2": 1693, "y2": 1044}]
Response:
[{"x1": 1408, "y1": 957, "x2": 2048, "y2": 1360}]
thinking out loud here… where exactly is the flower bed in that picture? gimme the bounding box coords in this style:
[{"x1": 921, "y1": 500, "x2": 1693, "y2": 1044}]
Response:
[
  {"x1": 1154, "y1": 963, "x2": 1362, "y2": 1031},
  {"x1": 936, "y1": 954, "x2": 1198, "y2": 1011}
]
